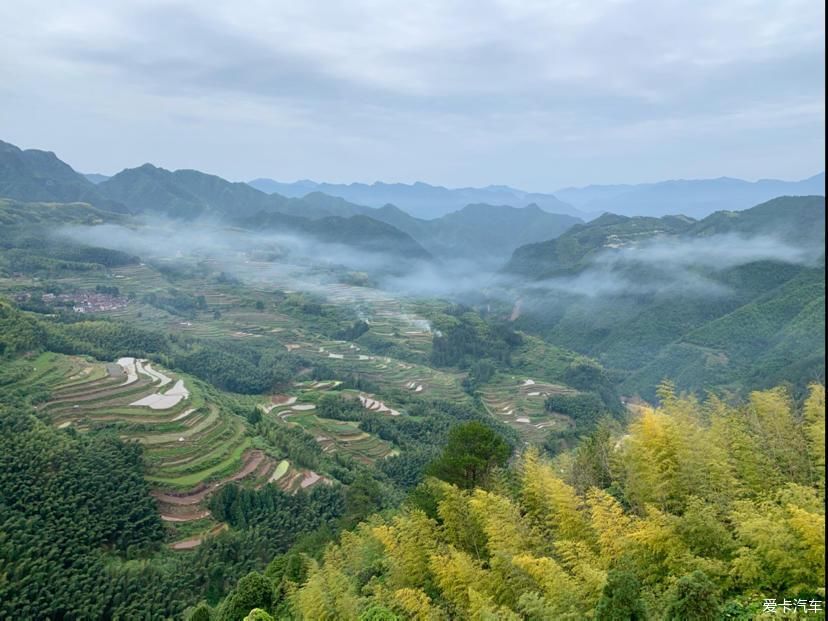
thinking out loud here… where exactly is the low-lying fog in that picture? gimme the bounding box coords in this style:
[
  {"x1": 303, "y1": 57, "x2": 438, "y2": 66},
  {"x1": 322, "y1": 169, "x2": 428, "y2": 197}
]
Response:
[{"x1": 59, "y1": 219, "x2": 823, "y2": 310}]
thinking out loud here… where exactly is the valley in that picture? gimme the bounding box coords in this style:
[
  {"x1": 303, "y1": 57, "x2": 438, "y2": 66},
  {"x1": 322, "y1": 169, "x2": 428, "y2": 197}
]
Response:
[{"x1": 0, "y1": 138, "x2": 824, "y2": 620}]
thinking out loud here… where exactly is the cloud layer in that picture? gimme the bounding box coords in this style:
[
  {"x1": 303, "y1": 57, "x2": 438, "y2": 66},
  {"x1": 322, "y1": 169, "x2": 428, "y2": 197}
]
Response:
[{"x1": 1, "y1": 0, "x2": 823, "y2": 188}]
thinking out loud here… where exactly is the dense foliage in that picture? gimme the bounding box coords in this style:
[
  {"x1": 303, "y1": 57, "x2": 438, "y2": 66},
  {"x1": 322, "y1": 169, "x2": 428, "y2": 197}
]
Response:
[
  {"x1": 425, "y1": 421, "x2": 510, "y2": 489},
  {"x1": 274, "y1": 384, "x2": 825, "y2": 620},
  {"x1": 431, "y1": 306, "x2": 523, "y2": 368},
  {"x1": 504, "y1": 197, "x2": 826, "y2": 400},
  {"x1": 0, "y1": 408, "x2": 164, "y2": 618}
]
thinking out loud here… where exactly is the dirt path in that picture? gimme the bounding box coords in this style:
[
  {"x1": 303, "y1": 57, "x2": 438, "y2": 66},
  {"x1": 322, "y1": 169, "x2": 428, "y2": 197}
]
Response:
[
  {"x1": 160, "y1": 509, "x2": 211, "y2": 522},
  {"x1": 170, "y1": 524, "x2": 227, "y2": 550}
]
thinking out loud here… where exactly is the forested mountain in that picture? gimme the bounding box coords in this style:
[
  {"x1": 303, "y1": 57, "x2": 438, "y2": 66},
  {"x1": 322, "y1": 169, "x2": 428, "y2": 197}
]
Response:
[
  {"x1": 369, "y1": 203, "x2": 582, "y2": 261},
  {"x1": 504, "y1": 212, "x2": 695, "y2": 278},
  {"x1": 0, "y1": 140, "x2": 579, "y2": 264},
  {"x1": 98, "y1": 164, "x2": 290, "y2": 220},
  {"x1": 0, "y1": 197, "x2": 126, "y2": 227},
  {"x1": 505, "y1": 195, "x2": 826, "y2": 278},
  {"x1": 0, "y1": 145, "x2": 429, "y2": 261},
  {"x1": 555, "y1": 172, "x2": 825, "y2": 218},
  {"x1": 0, "y1": 140, "x2": 127, "y2": 212},
  {"x1": 504, "y1": 196, "x2": 826, "y2": 399},
  {"x1": 247, "y1": 178, "x2": 584, "y2": 219},
  {"x1": 240, "y1": 211, "x2": 433, "y2": 263}
]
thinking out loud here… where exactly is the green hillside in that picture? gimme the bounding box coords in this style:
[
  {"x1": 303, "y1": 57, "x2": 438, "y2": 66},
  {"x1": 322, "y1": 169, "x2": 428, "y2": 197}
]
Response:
[
  {"x1": 98, "y1": 163, "x2": 286, "y2": 219},
  {"x1": 506, "y1": 196, "x2": 826, "y2": 398},
  {"x1": 622, "y1": 265, "x2": 826, "y2": 397},
  {"x1": 0, "y1": 140, "x2": 127, "y2": 212},
  {"x1": 504, "y1": 212, "x2": 695, "y2": 277}
]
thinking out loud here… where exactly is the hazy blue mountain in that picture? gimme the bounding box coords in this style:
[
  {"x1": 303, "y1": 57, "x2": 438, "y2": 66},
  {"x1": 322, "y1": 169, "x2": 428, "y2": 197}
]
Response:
[
  {"x1": 247, "y1": 178, "x2": 320, "y2": 197},
  {"x1": 247, "y1": 178, "x2": 583, "y2": 219},
  {"x1": 0, "y1": 140, "x2": 127, "y2": 212},
  {"x1": 98, "y1": 165, "x2": 386, "y2": 221},
  {"x1": 370, "y1": 203, "x2": 581, "y2": 262},
  {"x1": 94, "y1": 163, "x2": 430, "y2": 262},
  {"x1": 555, "y1": 173, "x2": 825, "y2": 218},
  {"x1": 99, "y1": 164, "x2": 285, "y2": 219},
  {"x1": 99, "y1": 164, "x2": 579, "y2": 261},
  {"x1": 239, "y1": 210, "x2": 432, "y2": 264},
  {"x1": 294, "y1": 191, "x2": 376, "y2": 218},
  {"x1": 553, "y1": 184, "x2": 633, "y2": 208},
  {"x1": 83, "y1": 173, "x2": 110, "y2": 184}
]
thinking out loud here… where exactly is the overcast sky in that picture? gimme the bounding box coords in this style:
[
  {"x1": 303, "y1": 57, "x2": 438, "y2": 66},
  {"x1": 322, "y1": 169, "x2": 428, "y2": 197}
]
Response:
[{"x1": 0, "y1": 0, "x2": 823, "y2": 190}]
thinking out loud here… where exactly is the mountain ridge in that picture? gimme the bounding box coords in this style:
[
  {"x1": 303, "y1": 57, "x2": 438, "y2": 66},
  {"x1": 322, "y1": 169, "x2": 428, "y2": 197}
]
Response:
[
  {"x1": 247, "y1": 178, "x2": 583, "y2": 219},
  {"x1": 555, "y1": 172, "x2": 825, "y2": 218}
]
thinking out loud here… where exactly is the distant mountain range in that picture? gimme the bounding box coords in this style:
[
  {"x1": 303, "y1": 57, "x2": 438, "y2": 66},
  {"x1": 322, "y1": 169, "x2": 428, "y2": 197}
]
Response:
[
  {"x1": 93, "y1": 166, "x2": 826, "y2": 222},
  {"x1": 248, "y1": 173, "x2": 825, "y2": 221},
  {"x1": 370, "y1": 203, "x2": 581, "y2": 262},
  {"x1": 247, "y1": 178, "x2": 583, "y2": 219},
  {"x1": 555, "y1": 173, "x2": 825, "y2": 219},
  {"x1": 95, "y1": 165, "x2": 579, "y2": 261},
  {"x1": 2, "y1": 138, "x2": 824, "y2": 267},
  {"x1": 1, "y1": 140, "x2": 578, "y2": 263}
]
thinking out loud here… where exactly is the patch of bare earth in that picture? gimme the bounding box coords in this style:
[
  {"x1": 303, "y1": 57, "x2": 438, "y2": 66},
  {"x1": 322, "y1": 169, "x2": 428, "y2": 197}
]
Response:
[
  {"x1": 170, "y1": 524, "x2": 228, "y2": 550},
  {"x1": 152, "y1": 450, "x2": 268, "y2": 506}
]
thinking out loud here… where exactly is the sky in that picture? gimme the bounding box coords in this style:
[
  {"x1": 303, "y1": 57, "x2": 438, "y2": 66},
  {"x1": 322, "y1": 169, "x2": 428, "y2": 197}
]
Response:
[{"x1": 0, "y1": 0, "x2": 824, "y2": 190}]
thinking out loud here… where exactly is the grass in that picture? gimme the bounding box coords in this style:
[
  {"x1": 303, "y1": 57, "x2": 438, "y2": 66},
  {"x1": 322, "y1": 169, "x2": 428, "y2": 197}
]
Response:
[{"x1": 271, "y1": 459, "x2": 290, "y2": 481}]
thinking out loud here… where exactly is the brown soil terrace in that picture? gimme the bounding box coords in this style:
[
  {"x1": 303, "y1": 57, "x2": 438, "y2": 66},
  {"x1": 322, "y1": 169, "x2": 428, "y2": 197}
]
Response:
[{"x1": 152, "y1": 450, "x2": 267, "y2": 506}]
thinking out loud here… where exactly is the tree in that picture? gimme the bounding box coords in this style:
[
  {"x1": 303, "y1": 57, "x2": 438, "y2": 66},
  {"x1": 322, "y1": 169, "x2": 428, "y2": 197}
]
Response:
[
  {"x1": 426, "y1": 421, "x2": 510, "y2": 489},
  {"x1": 187, "y1": 603, "x2": 213, "y2": 621},
  {"x1": 663, "y1": 571, "x2": 720, "y2": 620},
  {"x1": 344, "y1": 472, "x2": 385, "y2": 527},
  {"x1": 218, "y1": 572, "x2": 274, "y2": 621},
  {"x1": 594, "y1": 569, "x2": 647, "y2": 621}
]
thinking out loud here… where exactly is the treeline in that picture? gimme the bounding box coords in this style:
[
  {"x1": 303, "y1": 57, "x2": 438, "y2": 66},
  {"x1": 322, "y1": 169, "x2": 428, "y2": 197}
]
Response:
[
  {"x1": 431, "y1": 305, "x2": 523, "y2": 368},
  {"x1": 0, "y1": 233, "x2": 138, "y2": 276},
  {"x1": 140, "y1": 289, "x2": 208, "y2": 318},
  {"x1": 314, "y1": 393, "x2": 518, "y2": 490},
  {"x1": 218, "y1": 383, "x2": 825, "y2": 620},
  {"x1": 176, "y1": 341, "x2": 300, "y2": 394},
  {"x1": 0, "y1": 299, "x2": 304, "y2": 394},
  {"x1": 0, "y1": 407, "x2": 164, "y2": 619}
]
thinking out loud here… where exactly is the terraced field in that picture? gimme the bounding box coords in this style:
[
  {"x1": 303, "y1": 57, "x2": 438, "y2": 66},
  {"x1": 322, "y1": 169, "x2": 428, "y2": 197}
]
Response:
[
  {"x1": 480, "y1": 373, "x2": 578, "y2": 442},
  {"x1": 6, "y1": 257, "x2": 467, "y2": 402},
  {"x1": 5, "y1": 352, "x2": 332, "y2": 547},
  {"x1": 291, "y1": 340, "x2": 469, "y2": 403},
  {"x1": 263, "y1": 384, "x2": 398, "y2": 464}
]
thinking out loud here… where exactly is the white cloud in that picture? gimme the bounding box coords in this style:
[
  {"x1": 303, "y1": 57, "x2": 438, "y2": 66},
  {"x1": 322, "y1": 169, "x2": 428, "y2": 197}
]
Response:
[{"x1": 0, "y1": 0, "x2": 823, "y2": 187}]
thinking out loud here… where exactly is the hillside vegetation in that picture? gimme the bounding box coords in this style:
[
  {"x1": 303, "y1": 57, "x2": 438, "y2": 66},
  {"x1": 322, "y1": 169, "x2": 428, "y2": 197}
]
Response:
[
  {"x1": 504, "y1": 196, "x2": 826, "y2": 399},
  {"x1": 0, "y1": 137, "x2": 824, "y2": 620},
  {"x1": 233, "y1": 383, "x2": 826, "y2": 620}
]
